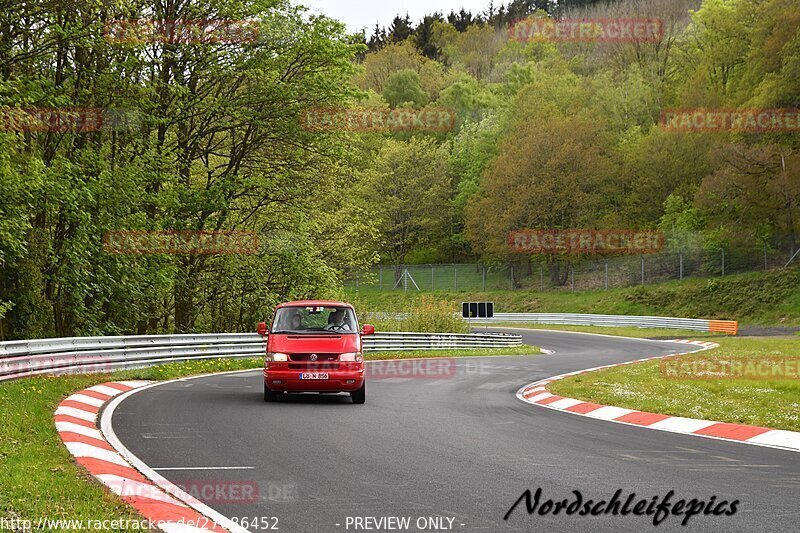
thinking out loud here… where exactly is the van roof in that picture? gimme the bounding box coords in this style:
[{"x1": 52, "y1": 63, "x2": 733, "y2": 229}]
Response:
[{"x1": 276, "y1": 300, "x2": 354, "y2": 309}]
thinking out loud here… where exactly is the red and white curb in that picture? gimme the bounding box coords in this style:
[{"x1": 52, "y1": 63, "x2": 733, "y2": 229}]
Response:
[
  {"x1": 55, "y1": 381, "x2": 242, "y2": 532},
  {"x1": 517, "y1": 340, "x2": 800, "y2": 453}
]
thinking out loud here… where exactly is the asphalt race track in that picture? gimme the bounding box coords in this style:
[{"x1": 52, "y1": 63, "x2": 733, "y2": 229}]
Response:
[{"x1": 110, "y1": 329, "x2": 800, "y2": 532}]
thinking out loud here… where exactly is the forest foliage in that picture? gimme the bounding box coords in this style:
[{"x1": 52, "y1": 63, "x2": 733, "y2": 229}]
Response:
[{"x1": 0, "y1": 0, "x2": 797, "y2": 338}]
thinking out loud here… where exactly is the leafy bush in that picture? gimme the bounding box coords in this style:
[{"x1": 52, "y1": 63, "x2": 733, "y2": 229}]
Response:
[
  {"x1": 402, "y1": 296, "x2": 469, "y2": 333},
  {"x1": 361, "y1": 296, "x2": 467, "y2": 333}
]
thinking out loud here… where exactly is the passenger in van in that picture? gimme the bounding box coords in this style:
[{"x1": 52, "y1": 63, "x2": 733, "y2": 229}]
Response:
[{"x1": 289, "y1": 311, "x2": 304, "y2": 330}]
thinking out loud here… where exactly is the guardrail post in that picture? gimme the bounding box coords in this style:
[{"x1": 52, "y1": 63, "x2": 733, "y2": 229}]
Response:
[
  {"x1": 604, "y1": 260, "x2": 609, "y2": 289},
  {"x1": 679, "y1": 252, "x2": 684, "y2": 280},
  {"x1": 570, "y1": 266, "x2": 575, "y2": 291}
]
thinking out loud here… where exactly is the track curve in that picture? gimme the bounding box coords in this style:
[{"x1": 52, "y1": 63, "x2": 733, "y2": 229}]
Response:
[{"x1": 109, "y1": 329, "x2": 800, "y2": 532}]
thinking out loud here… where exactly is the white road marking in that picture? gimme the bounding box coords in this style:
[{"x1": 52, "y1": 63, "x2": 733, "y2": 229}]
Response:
[
  {"x1": 154, "y1": 466, "x2": 255, "y2": 471},
  {"x1": 141, "y1": 433, "x2": 197, "y2": 439}
]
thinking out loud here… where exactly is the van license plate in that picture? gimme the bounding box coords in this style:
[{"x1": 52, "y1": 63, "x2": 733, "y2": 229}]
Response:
[{"x1": 300, "y1": 373, "x2": 329, "y2": 380}]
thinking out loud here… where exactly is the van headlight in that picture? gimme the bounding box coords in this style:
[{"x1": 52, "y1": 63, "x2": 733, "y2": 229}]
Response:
[
  {"x1": 340, "y1": 352, "x2": 363, "y2": 362},
  {"x1": 266, "y1": 352, "x2": 289, "y2": 362}
]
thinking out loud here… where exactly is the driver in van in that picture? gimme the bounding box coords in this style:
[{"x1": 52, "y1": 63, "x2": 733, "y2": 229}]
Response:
[{"x1": 325, "y1": 309, "x2": 351, "y2": 331}]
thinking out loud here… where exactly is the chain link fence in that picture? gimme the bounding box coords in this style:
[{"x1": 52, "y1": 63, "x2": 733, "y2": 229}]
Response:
[{"x1": 344, "y1": 242, "x2": 798, "y2": 292}]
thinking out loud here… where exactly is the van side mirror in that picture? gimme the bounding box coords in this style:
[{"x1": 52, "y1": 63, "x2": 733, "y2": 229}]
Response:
[
  {"x1": 257, "y1": 321, "x2": 268, "y2": 336},
  {"x1": 361, "y1": 324, "x2": 375, "y2": 336}
]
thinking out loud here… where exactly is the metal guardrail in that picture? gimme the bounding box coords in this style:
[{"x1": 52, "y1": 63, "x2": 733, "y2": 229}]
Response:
[
  {"x1": 365, "y1": 331, "x2": 522, "y2": 351},
  {"x1": 363, "y1": 311, "x2": 738, "y2": 334},
  {"x1": 0, "y1": 331, "x2": 523, "y2": 382},
  {"x1": 473, "y1": 313, "x2": 738, "y2": 334}
]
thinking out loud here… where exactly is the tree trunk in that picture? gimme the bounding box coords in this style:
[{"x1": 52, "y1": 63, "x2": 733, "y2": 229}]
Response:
[
  {"x1": 174, "y1": 257, "x2": 194, "y2": 333},
  {"x1": 548, "y1": 258, "x2": 570, "y2": 286}
]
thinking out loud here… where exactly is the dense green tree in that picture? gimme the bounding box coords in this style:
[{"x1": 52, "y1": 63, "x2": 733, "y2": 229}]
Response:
[
  {"x1": 465, "y1": 81, "x2": 617, "y2": 282},
  {"x1": 1, "y1": 0, "x2": 796, "y2": 338},
  {"x1": 382, "y1": 70, "x2": 430, "y2": 107},
  {"x1": 355, "y1": 41, "x2": 428, "y2": 93},
  {"x1": 359, "y1": 138, "x2": 451, "y2": 264},
  {"x1": 0, "y1": 0, "x2": 377, "y2": 338},
  {"x1": 696, "y1": 145, "x2": 800, "y2": 251}
]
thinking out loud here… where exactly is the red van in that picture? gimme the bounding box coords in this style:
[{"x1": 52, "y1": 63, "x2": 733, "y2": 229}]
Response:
[{"x1": 257, "y1": 301, "x2": 374, "y2": 404}]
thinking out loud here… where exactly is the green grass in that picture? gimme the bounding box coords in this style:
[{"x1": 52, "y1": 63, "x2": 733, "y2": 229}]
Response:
[
  {"x1": 348, "y1": 266, "x2": 800, "y2": 326},
  {"x1": 548, "y1": 337, "x2": 800, "y2": 431},
  {"x1": 490, "y1": 323, "x2": 722, "y2": 339},
  {"x1": 0, "y1": 346, "x2": 538, "y2": 527}
]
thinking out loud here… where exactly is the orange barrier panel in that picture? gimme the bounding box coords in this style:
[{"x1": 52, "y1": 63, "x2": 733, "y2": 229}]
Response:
[{"x1": 708, "y1": 320, "x2": 739, "y2": 335}]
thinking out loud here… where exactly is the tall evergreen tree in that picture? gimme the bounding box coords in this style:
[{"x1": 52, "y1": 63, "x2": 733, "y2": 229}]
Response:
[
  {"x1": 388, "y1": 15, "x2": 414, "y2": 43},
  {"x1": 415, "y1": 13, "x2": 445, "y2": 59}
]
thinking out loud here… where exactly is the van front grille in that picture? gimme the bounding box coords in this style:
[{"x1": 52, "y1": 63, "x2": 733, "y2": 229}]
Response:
[{"x1": 289, "y1": 353, "x2": 339, "y2": 362}]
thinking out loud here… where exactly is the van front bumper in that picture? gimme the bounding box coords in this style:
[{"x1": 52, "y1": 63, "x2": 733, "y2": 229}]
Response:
[{"x1": 264, "y1": 367, "x2": 365, "y2": 393}]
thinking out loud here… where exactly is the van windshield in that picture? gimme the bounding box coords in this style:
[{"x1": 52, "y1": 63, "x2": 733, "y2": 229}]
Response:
[{"x1": 271, "y1": 306, "x2": 358, "y2": 334}]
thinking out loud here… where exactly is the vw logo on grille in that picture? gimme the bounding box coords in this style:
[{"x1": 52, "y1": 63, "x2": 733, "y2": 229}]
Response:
[{"x1": 310, "y1": 354, "x2": 318, "y2": 361}]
